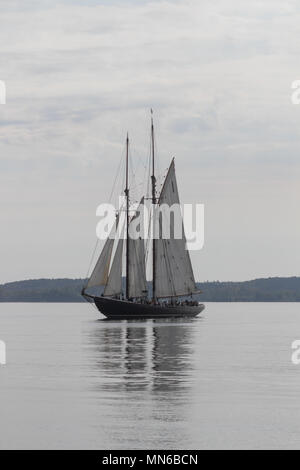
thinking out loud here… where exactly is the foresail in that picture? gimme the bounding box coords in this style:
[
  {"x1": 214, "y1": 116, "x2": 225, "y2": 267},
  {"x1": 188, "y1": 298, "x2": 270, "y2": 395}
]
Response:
[
  {"x1": 86, "y1": 223, "x2": 116, "y2": 289},
  {"x1": 128, "y1": 199, "x2": 147, "y2": 298},
  {"x1": 154, "y1": 159, "x2": 197, "y2": 298},
  {"x1": 104, "y1": 237, "x2": 124, "y2": 296}
]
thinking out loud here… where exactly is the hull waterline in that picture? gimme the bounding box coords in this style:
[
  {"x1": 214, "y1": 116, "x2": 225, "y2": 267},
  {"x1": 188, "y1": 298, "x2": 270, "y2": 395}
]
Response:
[{"x1": 90, "y1": 296, "x2": 205, "y2": 319}]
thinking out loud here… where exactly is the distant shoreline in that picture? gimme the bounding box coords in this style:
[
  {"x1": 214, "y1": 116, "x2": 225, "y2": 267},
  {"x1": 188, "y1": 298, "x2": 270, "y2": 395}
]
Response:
[{"x1": 1, "y1": 277, "x2": 300, "y2": 302}]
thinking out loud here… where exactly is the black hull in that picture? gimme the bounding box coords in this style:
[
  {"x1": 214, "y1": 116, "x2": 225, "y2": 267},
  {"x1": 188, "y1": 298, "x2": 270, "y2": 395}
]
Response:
[{"x1": 91, "y1": 296, "x2": 205, "y2": 319}]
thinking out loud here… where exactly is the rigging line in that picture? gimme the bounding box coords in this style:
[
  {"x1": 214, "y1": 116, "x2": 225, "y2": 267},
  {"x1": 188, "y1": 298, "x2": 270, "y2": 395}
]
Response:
[
  {"x1": 108, "y1": 146, "x2": 125, "y2": 203},
  {"x1": 130, "y1": 146, "x2": 146, "y2": 176},
  {"x1": 84, "y1": 143, "x2": 126, "y2": 284},
  {"x1": 127, "y1": 150, "x2": 140, "y2": 212},
  {"x1": 131, "y1": 142, "x2": 150, "y2": 201},
  {"x1": 142, "y1": 142, "x2": 150, "y2": 201},
  {"x1": 152, "y1": 126, "x2": 162, "y2": 188},
  {"x1": 142, "y1": 155, "x2": 149, "y2": 198},
  {"x1": 129, "y1": 182, "x2": 145, "y2": 190},
  {"x1": 82, "y1": 294, "x2": 98, "y2": 310},
  {"x1": 128, "y1": 148, "x2": 137, "y2": 196},
  {"x1": 128, "y1": 146, "x2": 146, "y2": 206}
]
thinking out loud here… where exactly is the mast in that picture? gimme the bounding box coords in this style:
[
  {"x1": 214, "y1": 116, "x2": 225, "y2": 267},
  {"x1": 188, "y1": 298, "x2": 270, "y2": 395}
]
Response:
[
  {"x1": 151, "y1": 110, "x2": 156, "y2": 301},
  {"x1": 125, "y1": 133, "x2": 130, "y2": 300}
]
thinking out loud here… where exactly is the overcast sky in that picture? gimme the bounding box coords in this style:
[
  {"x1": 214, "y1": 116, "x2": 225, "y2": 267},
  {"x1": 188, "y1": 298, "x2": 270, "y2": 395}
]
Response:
[{"x1": 0, "y1": 0, "x2": 300, "y2": 283}]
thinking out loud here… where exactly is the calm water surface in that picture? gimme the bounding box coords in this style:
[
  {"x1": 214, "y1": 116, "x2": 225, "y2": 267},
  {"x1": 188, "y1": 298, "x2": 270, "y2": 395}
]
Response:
[{"x1": 0, "y1": 302, "x2": 299, "y2": 449}]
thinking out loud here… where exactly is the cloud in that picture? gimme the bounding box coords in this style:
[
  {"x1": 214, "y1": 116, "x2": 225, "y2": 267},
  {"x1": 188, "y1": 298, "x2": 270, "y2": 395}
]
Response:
[{"x1": 0, "y1": 0, "x2": 300, "y2": 282}]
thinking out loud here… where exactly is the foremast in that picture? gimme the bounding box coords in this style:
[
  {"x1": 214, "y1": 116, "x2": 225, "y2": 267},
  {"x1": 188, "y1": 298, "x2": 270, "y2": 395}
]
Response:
[{"x1": 151, "y1": 110, "x2": 156, "y2": 302}]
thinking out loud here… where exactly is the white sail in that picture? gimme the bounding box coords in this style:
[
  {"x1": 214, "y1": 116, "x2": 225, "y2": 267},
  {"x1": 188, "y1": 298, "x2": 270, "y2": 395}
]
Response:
[
  {"x1": 154, "y1": 159, "x2": 197, "y2": 298},
  {"x1": 86, "y1": 223, "x2": 116, "y2": 289},
  {"x1": 128, "y1": 199, "x2": 147, "y2": 298},
  {"x1": 104, "y1": 237, "x2": 124, "y2": 296}
]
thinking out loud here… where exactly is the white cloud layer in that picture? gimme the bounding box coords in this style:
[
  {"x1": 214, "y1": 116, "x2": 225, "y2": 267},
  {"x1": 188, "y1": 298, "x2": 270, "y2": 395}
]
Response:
[{"x1": 0, "y1": 0, "x2": 300, "y2": 282}]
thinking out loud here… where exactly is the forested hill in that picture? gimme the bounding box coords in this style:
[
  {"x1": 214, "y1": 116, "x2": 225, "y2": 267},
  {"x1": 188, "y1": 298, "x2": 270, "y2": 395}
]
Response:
[{"x1": 1, "y1": 277, "x2": 300, "y2": 302}]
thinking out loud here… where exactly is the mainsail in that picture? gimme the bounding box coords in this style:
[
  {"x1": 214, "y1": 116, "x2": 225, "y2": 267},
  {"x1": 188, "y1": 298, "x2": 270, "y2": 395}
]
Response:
[
  {"x1": 154, "y1": 159, "x2": 197, "y2": 298},
  {"x1": 104, "y1": 236, "x2": 124, "y2": 296},
  {"x1": 86, "y1": 221, "x2": 116, "y2": 289},
  {"x1": 128, "y1": 198, "x2": 147, "y2": 298}
]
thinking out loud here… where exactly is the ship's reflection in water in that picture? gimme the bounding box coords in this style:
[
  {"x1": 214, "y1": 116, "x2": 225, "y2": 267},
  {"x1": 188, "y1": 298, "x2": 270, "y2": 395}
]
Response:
[
  {"x1": 89, "y1": 319, "x2": 198, "y2": 393},
  {"x1": 84, "y1": 318, "x2": 201, "y2": 448}
]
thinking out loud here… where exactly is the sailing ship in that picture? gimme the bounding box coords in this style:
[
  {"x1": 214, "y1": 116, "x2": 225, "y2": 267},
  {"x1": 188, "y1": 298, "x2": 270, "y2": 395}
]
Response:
[{"x1": 82, "y1": 115, "x2": 205, "y2": 319}]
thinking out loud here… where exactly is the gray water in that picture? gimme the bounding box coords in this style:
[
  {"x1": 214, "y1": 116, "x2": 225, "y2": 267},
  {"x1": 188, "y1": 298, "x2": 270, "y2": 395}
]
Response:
[{"x1": 0, "y1": 302, "x2": 299, "y2": 449}]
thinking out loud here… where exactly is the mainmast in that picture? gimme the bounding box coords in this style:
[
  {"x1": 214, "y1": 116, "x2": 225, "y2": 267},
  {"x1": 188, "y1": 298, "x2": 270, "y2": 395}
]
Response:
[
  {"x1": 125, "y1": 133, "x2": 130, "y2": 300},
  {"x1": 151, "y1": 110, "x2": 156, "y2": 301}
]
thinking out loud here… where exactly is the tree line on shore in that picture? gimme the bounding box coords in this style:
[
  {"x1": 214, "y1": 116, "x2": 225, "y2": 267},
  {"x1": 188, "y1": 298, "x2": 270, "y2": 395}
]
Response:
[{"x1": 1, "y1": 276, "x2": 300, "y2": 302}]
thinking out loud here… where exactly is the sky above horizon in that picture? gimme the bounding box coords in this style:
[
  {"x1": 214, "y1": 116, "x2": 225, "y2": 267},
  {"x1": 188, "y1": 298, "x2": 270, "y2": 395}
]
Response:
[{"x1": 0, "y1": 0, "x2": 300, "y2": 283}]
